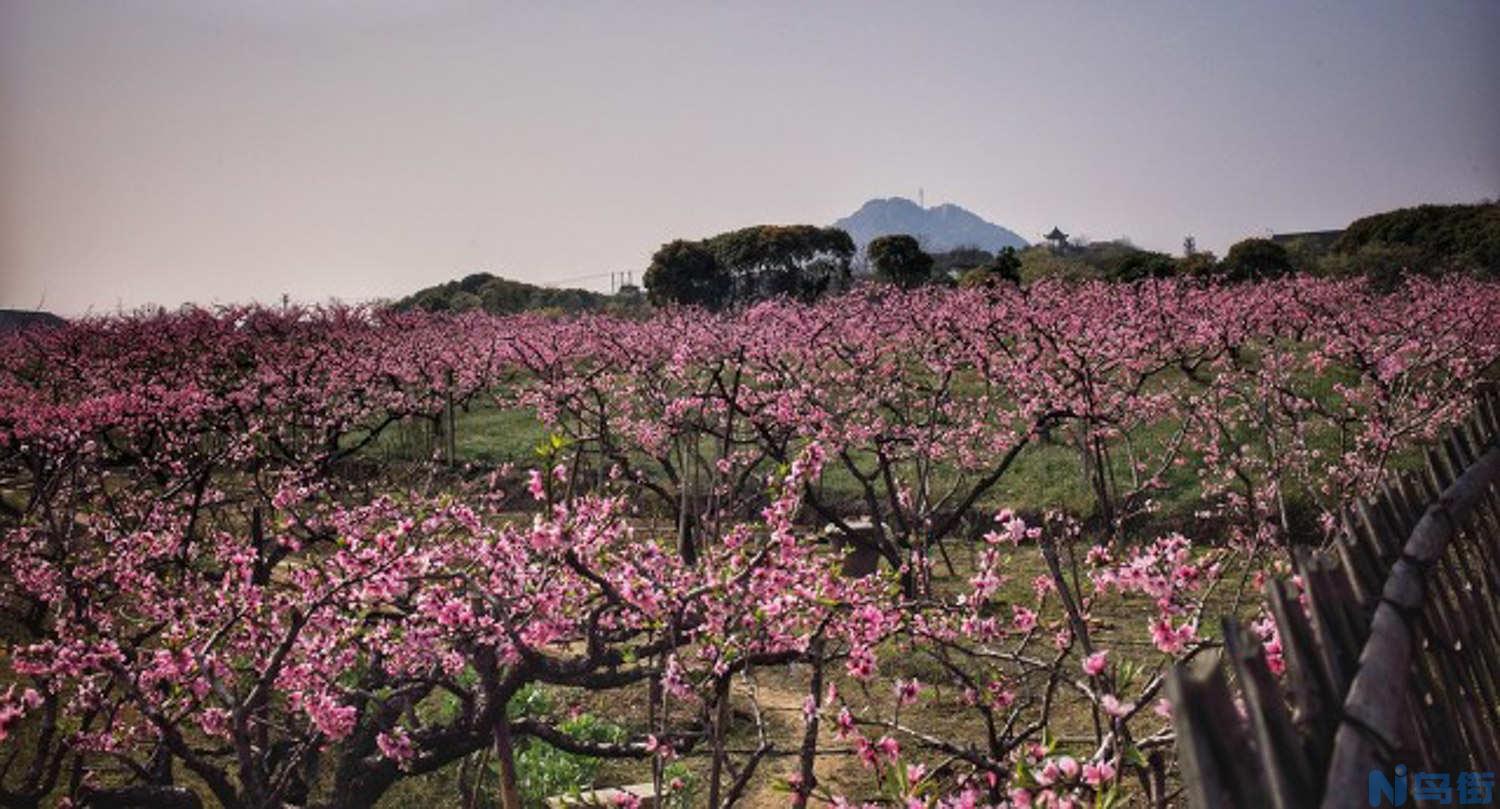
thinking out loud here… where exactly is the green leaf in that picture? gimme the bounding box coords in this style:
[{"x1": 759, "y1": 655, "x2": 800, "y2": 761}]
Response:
[{"x1": 1013, "y1": 758, "x2": 1037, "y2": 789}]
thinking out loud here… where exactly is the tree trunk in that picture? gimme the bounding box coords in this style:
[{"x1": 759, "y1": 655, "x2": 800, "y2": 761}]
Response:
[
  {"x1": 491, "y1": 719, "x2": 525, "y2": 809},
  {"x1": 706, "y1": 675, "x2": 731, "y2": 808},
  {"x1": 791, "y1": 644, "x2": 824, "y2": 809}
]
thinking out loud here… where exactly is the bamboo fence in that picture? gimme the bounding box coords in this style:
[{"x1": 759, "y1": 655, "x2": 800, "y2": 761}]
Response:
[{"x1": 1168, "y1": 386, "x2": 1500, "y2": 809}]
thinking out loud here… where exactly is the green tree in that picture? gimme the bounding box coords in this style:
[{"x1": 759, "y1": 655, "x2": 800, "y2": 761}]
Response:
[
  {"x1": 704, "y1": 225, "x2": 855, "y2": 303},
  {"x1": 477, "y1": 277, "x2": 538, "y2": 314},
  {"x1": 930, "y1": 246, "x2": 994, "y2": 279},
  {"x1": 448, "y1": 290, "x2": 483, "y2": 312},
  {"x1": 1175, "y1": 251, "x2": 1219, "y2": 278},
  {"x1": 994, "y1": 246, "x2": 1023, "y2": 281},
  {"x1": 643, "y1": 240, "x2": 731, "y2": 309},
  {"x1": 1221, "y1": 238, "x2": 1294, "y2": 282},
  {"x1": 1316, "y1": 243, "x2": 1428, "y2": 291},
  {"x1": 1103, "y1": 249, "x2": 1175, "y2": 282},
  {"x1": 395, "y1": 272, "x2": 610, "y2": 315},
  {"x1": 458, "y1": 272, "x2": 497, "y2": 293},
  {"x1": 959, "y1": 246, "x2": 1022, "y2": 287},
  {"x1": 1018, "y1": 245, "x2": 1095, "y2": 284},
  {"x1": 868, "y1": 234, "x2": 934, "y2": 289},
  {"x1": 1069, "y1": 240, "x2": 1174, "y2": 281}
]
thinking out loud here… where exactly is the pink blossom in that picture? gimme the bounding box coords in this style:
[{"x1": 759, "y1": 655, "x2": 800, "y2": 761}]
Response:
[
  {"x1": 1101, "y1": 694, "x2": 1135, "y2": 718},
  {"x1": 1012, "y1": 606, "x2": 1038, "y2": 633},
  {"x1": 1082, "y1": 650, "x2": 1109, "y2": 676},
  {"x1": 1083, "y1": 760, "x2": 1116, "y2": 787}
]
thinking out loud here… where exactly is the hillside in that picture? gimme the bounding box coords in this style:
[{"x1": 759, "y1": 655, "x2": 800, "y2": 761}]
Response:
[
  {"x1": 833, "y1": 197, "x2": 1028, "y2": 253},
  {"x1": 0, "y1": 309, "x2": 65, "y2": 333},
  {"x1": 1335, "y1": 201, "x2": 1499, "y2": 276},
  {"x1": 394, "y1": 273, "x2": 630, "y2": 315}
]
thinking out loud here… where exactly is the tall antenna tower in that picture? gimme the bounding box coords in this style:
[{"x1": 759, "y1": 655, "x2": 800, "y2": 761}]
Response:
[{"x1": 919, "y1": 187, "x2": 925, "y2": 208}]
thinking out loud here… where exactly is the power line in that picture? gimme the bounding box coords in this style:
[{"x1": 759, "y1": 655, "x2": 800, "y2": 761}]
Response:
[{"x1": 541, "y1": 271, "x2": 617, "y2": 288}]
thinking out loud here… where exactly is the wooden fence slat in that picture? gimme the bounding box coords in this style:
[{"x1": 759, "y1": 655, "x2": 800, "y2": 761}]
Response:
[
  {"x1": 1167, "y1": 659, "x2": 1240, "y2": 809},
  {"x1": 1222, "y1": 619, "x2": 1316, "y2": 809},
  {"x1": 1265, "y1": 578, "x2": 1339, "y2": 764},
  {"x1": 1170, "y1": 652, "x2": 1275, "y2": 809},
  {"x1": 1171, "y1": 393, "x2": 1500, "y2": 809}
]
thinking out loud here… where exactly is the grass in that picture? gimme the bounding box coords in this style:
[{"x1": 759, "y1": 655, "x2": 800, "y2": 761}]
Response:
[
  {"x1": 454, "y1": 405, "x2": 552, "y2": 464},
  {"x1": 373, "y1": 397, "x2": 1223, "y2": 543}
]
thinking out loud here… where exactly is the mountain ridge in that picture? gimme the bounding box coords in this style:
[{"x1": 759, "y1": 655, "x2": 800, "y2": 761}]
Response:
[{"x1": 833, "y1": 197, "x2": 1029, "y2": 253}]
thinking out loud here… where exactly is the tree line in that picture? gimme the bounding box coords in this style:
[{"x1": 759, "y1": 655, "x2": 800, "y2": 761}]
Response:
[
  {"x1": 643, "y1": 202, "x2": 1499, "y2": 309},
  {"x1": 394, "y1": 201, "x2": 1499, "y2": 315}
]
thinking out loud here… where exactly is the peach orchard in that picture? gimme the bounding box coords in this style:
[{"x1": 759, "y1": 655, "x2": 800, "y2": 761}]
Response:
[{"x1": 1, "y1": 276, "x2": 1497, "y2": 808}]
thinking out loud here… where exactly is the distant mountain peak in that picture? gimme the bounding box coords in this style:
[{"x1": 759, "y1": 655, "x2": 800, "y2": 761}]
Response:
[{"x1": 833, "y1": 197, "x2": 1028, "y2": 254}]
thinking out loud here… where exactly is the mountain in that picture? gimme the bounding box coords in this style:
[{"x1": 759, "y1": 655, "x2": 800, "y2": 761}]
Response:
[
  {"x1": 0, "y1": 309, "x2": 65, "y2": 333},
  {"x1": 833, "y1": 197, "x2": 1029, "y2": 254}
]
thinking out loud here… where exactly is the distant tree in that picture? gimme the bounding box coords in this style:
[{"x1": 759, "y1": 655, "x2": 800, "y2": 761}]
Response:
[
  {"x1": 449, "y1": 290, "x2": 483, "y2": 312},
  {"x1": 868, "y1": 234, "x2": 934, "y2": 289},
  {"x1": 958, "y1": 264, "x2": 1019, "y2": 289},
  {"x1": 1018, "y1": 245, "x2": 1095, "y2": 284},
  {"x1": 1175, "y1": 251, "x2": 1219, "y2": 278},
  {"x1": 958, "y1": 246, "x2": 1023, "y2": 287},
  {"x1": 1182, "y1": 235, "x2": 1197, "y2": 256},
  {"x1": 1221, "y1": 238, "x2": 1294, "y2": 282},
  {"x1": 603, "y1": 283, "x2": 650, "y2": 317},
  {"x1": 1279, "y1": 236, "x2": 1336, "y2": 275},
  {"x1": 395, "y1": 273, "x2": 610, "y2": 315},
  {"x1": 930, "y1": 246, "x2": 994, "y2": 279},
  {"x1": 643, "y1": 239, "x2": 731, "y2": 309},
  {"x1": 1101, "y1": 248, "x2": 1176, "y2": 282},
  {"x1": 993, "y1": 245, "x2": 1023, "y2": 277},
  {"x1": 1316, "y1": 243, "x2": 1429, "y2": 291},
  {"x1": 407, "y1": 288, "x2": 455, "y2": 312},
  {"x1": 704, "y1": 225, "x2": 855, "y2": 303},
  {"x1": 458, "y1": 272, "x2": 497, "y2": 293},
  {"x1": 478, "y1": 277, "x2": 538, "y2": 314},
  {"x1": 1074, "y1": 240, "x2": 1134, "y2": 273}
]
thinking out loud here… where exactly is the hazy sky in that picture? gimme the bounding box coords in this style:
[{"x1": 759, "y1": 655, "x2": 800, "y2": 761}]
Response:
[{"x1": 3, "y1": 1, "x2": 1497, "y2": 314}]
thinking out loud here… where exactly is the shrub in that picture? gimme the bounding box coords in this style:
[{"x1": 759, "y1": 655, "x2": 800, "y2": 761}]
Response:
[{"x1": 1221, "y1": 237, "x2": 1293, "y2": 282}]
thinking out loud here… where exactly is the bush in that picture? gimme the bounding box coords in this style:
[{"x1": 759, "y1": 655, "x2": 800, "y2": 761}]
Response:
[
  {"x1": 1017, "y1": 246, "x2": 1095, "y2": 284},
  {"x1": 1220, "y1": 238, "x2": 1293, "y2": 282},
  {"x1": 508, "y1": 686, "x2": 627, "y2": 807},
  {"x1": 1175, "y1": 251, "x2": 1219, "y2": 278},
  {"x1": 1315, "y1": 242, "x2": 1429, "y2": 291},
  {"x1": 958, "y1": 246, "x2": 1022, "y2": 287},
  {"x1": 1102, "y1": 249, "x2": 1175, "y2": 282}
]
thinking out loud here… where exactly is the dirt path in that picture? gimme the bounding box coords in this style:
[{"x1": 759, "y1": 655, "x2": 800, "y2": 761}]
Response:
[{"x1": 734, "y1": 669, "x2": 855, "y2": 808}]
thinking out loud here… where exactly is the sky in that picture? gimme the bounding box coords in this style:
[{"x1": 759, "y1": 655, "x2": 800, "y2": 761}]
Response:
[{"x1": 2, "y1": 1, "x2": 1497, "y2": 315}]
